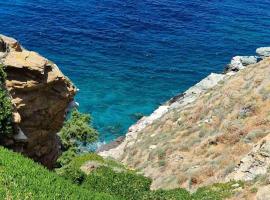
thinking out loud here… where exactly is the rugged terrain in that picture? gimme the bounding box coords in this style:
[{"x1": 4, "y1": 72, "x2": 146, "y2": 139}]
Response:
[
  {"x1": 100, "y1": 50, "x2": 270, "y2": 198},
  {"x1": 0, "y1": 35, "x2": 76, "y2": 168}
]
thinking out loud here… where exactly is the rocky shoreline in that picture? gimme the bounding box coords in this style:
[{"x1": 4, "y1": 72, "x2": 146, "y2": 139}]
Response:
[{"x1": 99, "y1": 47, "x2": 270, "y2": 160}]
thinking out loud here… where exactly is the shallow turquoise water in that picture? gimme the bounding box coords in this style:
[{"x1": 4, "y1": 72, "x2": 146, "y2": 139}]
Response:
[{"x1": 0, "y1": 0, "x2": 270, "y2": 142}]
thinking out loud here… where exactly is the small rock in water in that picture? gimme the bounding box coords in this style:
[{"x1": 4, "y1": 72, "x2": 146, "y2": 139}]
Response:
[
  {"x1": 256, "y1": 47, "x2": 270, "y2": 57},
  {"x1": 130, "y1": 112, "x2": 144, "y2": 121}
]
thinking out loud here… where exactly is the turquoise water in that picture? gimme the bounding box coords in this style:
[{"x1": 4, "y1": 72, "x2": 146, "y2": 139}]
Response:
[{"x1": 0, "y1": 0, "x2": 270, "y2": 142}]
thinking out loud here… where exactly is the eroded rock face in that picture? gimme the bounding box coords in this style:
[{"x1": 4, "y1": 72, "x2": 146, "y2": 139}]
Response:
[
  {"x1": 226, "y1": 134, "x2": 270, "y2": 182},
  {"x1": 0, "y1": 35, "x2": 76, "y2": 168}
]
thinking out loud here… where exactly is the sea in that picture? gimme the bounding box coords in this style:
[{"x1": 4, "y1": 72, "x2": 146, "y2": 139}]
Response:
[{"x1": 0, "y1": 0, "x2": 270, "y2": 142}]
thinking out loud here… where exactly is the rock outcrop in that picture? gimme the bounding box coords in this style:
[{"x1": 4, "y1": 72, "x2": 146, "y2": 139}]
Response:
[
  {"x1": 0, "y1": 35, "x2": 76, "y2": 168},
  {"x1": 256, "y1": 47, "x2": 270, "y2": 58},
  {"x1": 226, "y1": 134, "x2": 270, "y2": 182}
]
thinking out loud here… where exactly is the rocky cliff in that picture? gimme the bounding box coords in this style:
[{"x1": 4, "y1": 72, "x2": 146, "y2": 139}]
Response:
[
  {"x1": 100, "y1": 48, "x2": 270, "y2": 197},
  {"x1": 0, "y1": 35, "x2": 76, "y2": 168}
]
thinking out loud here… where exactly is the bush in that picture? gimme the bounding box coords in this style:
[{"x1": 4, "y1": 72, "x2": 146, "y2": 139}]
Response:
[
  {"x1": 82, "y1": 166, "x2": 152, "y2": 200},
  {"x1": 56, "y1": 153, "x2": 125, "y2": 184},
  {"x1": 0, "y1": 65, "x2": 13, "y2": 136},
  {"x1": 56, "y1": 147, "x2": 77, "y2": 168},
  {"x1": 59, "y1": 109, "x2": 99, "y2": 150}
]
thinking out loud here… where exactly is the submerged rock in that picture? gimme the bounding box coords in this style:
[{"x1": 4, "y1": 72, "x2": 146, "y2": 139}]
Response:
[{"x1": 0, "y1": 35, "x2": 76, "y2": 168}]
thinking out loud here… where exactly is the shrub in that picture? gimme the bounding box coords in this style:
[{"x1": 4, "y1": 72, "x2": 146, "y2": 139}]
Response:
[
  {"x1": 56, "y1": 147, "x2": 77, "y2": 168},
  {"x1": 82, "y1": 166, "x2": 152, "y2": 200},
  {"x1": 59, "y1": 109, "x2": 99, "y2": 150}
]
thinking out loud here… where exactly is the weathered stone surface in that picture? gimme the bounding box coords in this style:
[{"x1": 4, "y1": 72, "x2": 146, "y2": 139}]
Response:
[
  {"x1": 0, "y1": 35, "x2": 76, "y2": 168},
  {"x1": 0, "y1": 34, "x2": 22, "y2": 52},
  {"x1": 256, "y1": 47, "x2": 270, "y2": 57},
  {"x1": 225, "y1": 56, "x2": 260, "y2": 72},
  {"x1": 226, "y1": 135, "x2": 270, "y2": 182}
]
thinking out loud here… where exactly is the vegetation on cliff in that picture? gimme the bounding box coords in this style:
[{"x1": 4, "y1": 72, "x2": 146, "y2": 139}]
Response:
[
  {"x1": 57, "y1": 109, "x2": 99, "y2": 167},
  {"x1": 59, "y1": 109, "x2": 99, "y2": 150},
  {"x1": 0, "y1": 65, "x2": 13, "y2": 136}
]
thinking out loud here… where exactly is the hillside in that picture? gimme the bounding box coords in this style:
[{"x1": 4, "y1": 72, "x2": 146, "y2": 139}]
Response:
[
  {"x1": 100, "y1": 53, "x2": 270, "y2": 198},
  {"x1": 0, "y1": 147, "x2": 121, "y2": 200},
  {"x1": 0, "y1": 146, "x2": 247, "y2": 200}
]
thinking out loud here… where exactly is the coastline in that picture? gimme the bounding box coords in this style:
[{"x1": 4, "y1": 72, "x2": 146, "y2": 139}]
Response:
[{"x1": 98, "y1": 47, "x2": 270, "y2": 160}]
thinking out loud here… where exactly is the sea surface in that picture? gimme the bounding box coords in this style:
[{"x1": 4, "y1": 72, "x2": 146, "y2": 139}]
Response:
[{"x1": 0, "y1": 0, "x2": 270, "y2": 142}]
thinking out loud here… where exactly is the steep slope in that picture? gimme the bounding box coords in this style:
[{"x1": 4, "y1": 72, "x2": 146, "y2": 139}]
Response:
[
  {"x1": 101, "y1": 55, "x2": 270, "y2": 191},
  {"x1": 0, "y1": 35, "x2": 76, "y2": 168}
]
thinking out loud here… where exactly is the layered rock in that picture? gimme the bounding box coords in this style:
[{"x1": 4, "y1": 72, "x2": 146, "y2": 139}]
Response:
[{"x1": 0, "y1": 35, "x2": 76, "y2": 168}]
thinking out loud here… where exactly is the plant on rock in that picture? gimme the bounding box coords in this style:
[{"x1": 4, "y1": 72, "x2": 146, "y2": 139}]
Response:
[{"x1": 0, "y1": 65, "x2": 13, "y2": 136}]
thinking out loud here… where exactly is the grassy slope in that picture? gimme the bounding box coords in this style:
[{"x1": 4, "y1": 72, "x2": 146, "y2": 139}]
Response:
[
  {"x1": 0, "y1": 147, "x2": 121, "y2": 200},
  {"x1": 57, "y1": 152, "x2": 243, "y2": 200}
]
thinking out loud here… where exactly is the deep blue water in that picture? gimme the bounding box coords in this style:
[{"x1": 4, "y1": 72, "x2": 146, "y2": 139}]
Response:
[{"x1": 1, "y1": 0, "x2": 270, "y2": 142}]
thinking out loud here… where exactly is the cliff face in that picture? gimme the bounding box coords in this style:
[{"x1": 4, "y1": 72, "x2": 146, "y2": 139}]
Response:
[
  {"x1": 0, "y1": 35, "x2": 76, "y2": 168},
  {"x1": 100, "y1": 51, "x2": 270, "y2": 193}
]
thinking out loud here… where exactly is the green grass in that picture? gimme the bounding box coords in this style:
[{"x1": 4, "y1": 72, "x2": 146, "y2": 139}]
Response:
[
  {"x1": 0, "y1": 147, "x2": 122, "y2": 200},
  {"x1": 0, "y1": 145, "x2": 243, "y2": 200}
]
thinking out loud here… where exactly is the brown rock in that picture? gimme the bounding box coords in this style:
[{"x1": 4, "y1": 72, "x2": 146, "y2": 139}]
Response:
[
  {"x1": 0, "y1": 35, "x2": 76, "y2": 168},
  {"x1": 0, "y1": 34, "x2": 22, "y2": 52}
]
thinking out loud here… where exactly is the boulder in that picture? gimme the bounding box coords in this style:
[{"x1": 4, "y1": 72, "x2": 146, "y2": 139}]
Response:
[
  {"x1": 0, "y1": 35, "x2": 76, "y2": 168},
  {"x1": 240, "y1": 56, "x2": 261, "y2": 66},
  {"x1": 256, "y1": 47, "x2": 270, "y2": 57},
  {"x1": 225, "y1": 56, "x2": 260, "y2": 72}
]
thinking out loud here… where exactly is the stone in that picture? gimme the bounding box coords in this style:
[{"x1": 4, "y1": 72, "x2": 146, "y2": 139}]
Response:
[
  {"x1": 13, "y1": 127, "x2": 28, "y2": 141},
  {"x1": 3, "y1": 50, "x2": 48, "y2": 74},
  {"x1": 0, "y1": 34, "x2": 22, "y2": 52},
  {"x1": 256, "y1": 47, "x2": 270, "y2": 57},
  {"x1": 0, "y1": 34, "x2": 76, "y2": 168},
  {"x1": 226, "y1": 135, "x2": 270, "y2": 182},
  {"x1": 225, "y1": 56, "x2": 260, "y2": 73},
  {"x1": 240, "y1": 56, "x2": 260, "y2": 66},
  {"x1": 13, "y1": 112, "x2": 21, "y2": 123}
]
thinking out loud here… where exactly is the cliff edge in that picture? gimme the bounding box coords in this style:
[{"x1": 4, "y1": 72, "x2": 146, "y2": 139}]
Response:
[{"x1": 0, "y1": 35, "x2": 76, "y2": 168}]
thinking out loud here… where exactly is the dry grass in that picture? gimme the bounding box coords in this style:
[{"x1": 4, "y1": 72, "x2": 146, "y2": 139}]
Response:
[{"x1": 120, "y1": 58, "x2": 270, "y2": 190}]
